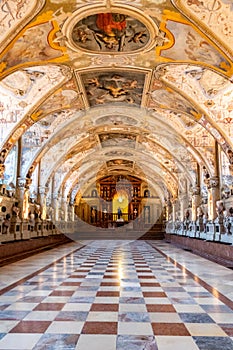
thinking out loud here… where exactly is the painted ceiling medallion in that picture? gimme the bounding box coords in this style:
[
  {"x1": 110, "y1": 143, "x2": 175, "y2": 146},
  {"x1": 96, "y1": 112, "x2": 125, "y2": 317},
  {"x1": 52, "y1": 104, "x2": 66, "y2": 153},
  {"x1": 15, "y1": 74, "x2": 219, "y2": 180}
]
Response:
[{"x1": 70, "y1": 11, "x2": 152, "y2": 53}]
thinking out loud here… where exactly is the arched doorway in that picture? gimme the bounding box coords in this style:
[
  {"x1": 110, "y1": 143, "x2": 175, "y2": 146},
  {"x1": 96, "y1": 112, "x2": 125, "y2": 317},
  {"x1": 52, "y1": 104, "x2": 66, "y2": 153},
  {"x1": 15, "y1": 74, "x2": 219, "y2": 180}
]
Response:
[{"x1": 112, "y1": 189, "x2": 129, "y2": 221}]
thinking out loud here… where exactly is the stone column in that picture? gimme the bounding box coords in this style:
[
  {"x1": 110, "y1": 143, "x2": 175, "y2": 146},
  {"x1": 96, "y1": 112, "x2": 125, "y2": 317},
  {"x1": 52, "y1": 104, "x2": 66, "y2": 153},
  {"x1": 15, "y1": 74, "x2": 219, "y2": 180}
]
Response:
[
  {"x1": 38, "y1": 186, "x2": 47, "y2": 220},
  {"x1": 52, "y1": 193, "x2": 59, "y2": 221},
  {"x1": 171, "y1": 199, "x2": 176, "y2": 222},
  {"x1": 180, "y1": 195, "x2": 189, "y2": 222},
  {"x1": 16, "y1": 177, "x2": 31, "y2": 239},
  {"x1": 69, "y1": 200, "x2": 75, "y2": 221},
  {"x1": 61, "y1": 197, "x2": 68, "y2": 221},
  {"x1": 207, "y1": 177, "x2": 220, "y2": 222},
  {"x1": 206, "y1": 176, "x2": 221, "y2": 240},
  {"x1": 16, "y1": 177, "x2": 27, "y2": 220},
  {"x1": 191, "y1": 186, "x2": 201, "y2": 222},
  {"x1": 70, "y1": 204, "x2": 75, "y2": 222}
]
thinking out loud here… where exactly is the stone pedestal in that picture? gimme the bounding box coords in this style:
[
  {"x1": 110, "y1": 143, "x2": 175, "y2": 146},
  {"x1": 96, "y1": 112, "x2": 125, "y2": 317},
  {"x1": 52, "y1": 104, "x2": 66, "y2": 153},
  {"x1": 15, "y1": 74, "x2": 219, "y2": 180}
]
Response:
[
  {"x1": 206, "y1": 223, "x2": 215, "y2": 241},
  {"x1": 20, "y1": 220, "x2": 31, "y2": 240},
  {"x1": 189, "y1": 222, "x2": 197, "y2": 238},
  {"x1": 196, "y1": 218, "x2": 204, "y2": 238},
  {"x1": 35, "y1": 218, "x2": 42, "y2": 236},
  {"x1": 10, "y1": 217, "x2": 21, "y2": 240},
  {"x1": 42, "y1": 220, "x2": 49, "y2": 236}
]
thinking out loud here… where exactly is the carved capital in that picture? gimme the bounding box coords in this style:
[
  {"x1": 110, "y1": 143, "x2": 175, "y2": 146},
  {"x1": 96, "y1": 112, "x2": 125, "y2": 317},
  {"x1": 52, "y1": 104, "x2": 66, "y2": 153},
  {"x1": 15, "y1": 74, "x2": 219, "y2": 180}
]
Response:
[
  {"x1": 25, "y1": 178, "x2": 32, "y2": 189},
  {"x1": 208, "y1": 176, "x2": 219, "y2": 189},
  {"x1": 38, "y1": 186, "x2": 46, "y2": 195},
  {"x1": 192, "y1": 186, "x2": 200, "y2": 196},
  {"x1": 17, "y1": 177, "x2": 26, "y2": 189}
]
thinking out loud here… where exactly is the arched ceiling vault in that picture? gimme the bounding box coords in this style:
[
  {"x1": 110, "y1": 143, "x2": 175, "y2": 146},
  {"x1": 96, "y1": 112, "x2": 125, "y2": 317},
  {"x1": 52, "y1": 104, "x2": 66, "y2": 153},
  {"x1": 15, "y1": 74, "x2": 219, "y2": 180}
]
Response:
[{"x1": 0, "y1": 0, "x2": 233, "y2": 202}]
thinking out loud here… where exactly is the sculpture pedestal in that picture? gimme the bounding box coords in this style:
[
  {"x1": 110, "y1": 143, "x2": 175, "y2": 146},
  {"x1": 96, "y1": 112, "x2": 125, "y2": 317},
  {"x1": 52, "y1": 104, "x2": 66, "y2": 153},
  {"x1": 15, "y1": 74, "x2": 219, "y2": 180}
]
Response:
[
  {"x1": 20, "y1": 221, "x2": 31, "y2": 240},
  {"x1": 10, "y1": 217, "x2": 21, "y2": 240}
]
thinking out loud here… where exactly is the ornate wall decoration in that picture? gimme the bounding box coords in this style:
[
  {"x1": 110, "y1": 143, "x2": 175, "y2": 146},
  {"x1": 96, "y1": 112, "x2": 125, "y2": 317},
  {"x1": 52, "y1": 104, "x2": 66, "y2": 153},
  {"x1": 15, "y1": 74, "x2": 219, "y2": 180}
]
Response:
[
  {"x1": 172, "y1": 0, "x2": 233, "y2": 59},
  {"x1": 1, "y1": 20, "x2": 66, "y2": 76},
  {"x1": 32, "y1": 85, "x2": 83, "y2": 120},
  {"x1": 0, "y1": 0, "x2": 45, "y2": 54},
  {"x1": 0, "y1": 65, "x2": 71, "y2": 149},
  {"x1": 156, "y1": 63, "x2": 233, "y2": 151},
  {"x1": 149, "y1": 85, "x2": 198, "y2": 117},
  {"x1": 21, "y1": 109, "x2": 83, "y2": 176},
  {"x1": 158, "y1": 15, "x2": 232, "y2": 74},
  {"x1": 3, "y1": 145, "x2": 17, "y2": 185},
  {"x1": 40, "y1": 135, "x2": 80, "y2": 186}
]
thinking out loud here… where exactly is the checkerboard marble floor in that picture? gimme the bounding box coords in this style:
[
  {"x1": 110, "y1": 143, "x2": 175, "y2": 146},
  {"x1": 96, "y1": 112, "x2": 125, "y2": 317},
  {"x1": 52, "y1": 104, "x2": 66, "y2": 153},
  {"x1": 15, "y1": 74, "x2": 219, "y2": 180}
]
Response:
[{"x1": 0, "y1": 240, "x2": 233, "y2": 350}]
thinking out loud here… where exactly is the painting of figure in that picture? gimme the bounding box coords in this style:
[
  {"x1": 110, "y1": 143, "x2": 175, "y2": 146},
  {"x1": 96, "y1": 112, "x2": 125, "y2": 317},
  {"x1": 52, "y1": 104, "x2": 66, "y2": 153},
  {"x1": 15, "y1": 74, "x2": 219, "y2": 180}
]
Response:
[
  {"x1": 99, "y1": 133, "x2": 136, "y2": 149},
  {"x1": 72, "y1": 12, "x2": 150, "y2": 52},
  {"x1": 106, "y1": 159, "x2": 133, "y2": 167},
  {"x1": 77, "y1": 69, "x2": 148, "y2": 107}
]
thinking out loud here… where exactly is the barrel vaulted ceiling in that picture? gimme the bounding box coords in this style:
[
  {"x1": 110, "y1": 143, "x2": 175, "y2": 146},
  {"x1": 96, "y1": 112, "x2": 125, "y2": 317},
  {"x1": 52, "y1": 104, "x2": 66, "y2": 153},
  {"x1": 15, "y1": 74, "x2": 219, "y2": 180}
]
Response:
[{"x1": 0, "y1": 0, "x2": 233, "y2": 203}]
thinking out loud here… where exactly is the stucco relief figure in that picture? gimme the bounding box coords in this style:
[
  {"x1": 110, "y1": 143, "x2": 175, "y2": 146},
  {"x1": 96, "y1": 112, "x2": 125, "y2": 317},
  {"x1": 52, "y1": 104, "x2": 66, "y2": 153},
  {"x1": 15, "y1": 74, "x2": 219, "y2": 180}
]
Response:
[
  {"x1": 224, "y1": 207, "x2": 233, "y2": 234},
  {"x1": 25, "y1": 165, "x2": 34, "y2": 188},
  {"x1": 197, "y1": 206, "x2": 205, "y2": 231},
  {"x1": 72, "y1": 13, "x2": 149, "y2": 52},
  {"x1": 28, "y1": 212, "x2": 35, "y2": 231},
  {"x1": 34, "y1": 203, "x2": 41, "y2": 219},
  {"x1": 215, "y1": 200, "x2": 225, "y2": 224},
  {"x1": 203, "y1": 166, "x2": 210, "y2": 185},
  {"x1": 12, "y1": 202, "x2": 20, "y2": 218},
  {"x1": 197, "y1": 205, "x2": 203, "y2": 216},
  {"x1": 2, "y1": 213, "x2": 11, "y2": 234}
]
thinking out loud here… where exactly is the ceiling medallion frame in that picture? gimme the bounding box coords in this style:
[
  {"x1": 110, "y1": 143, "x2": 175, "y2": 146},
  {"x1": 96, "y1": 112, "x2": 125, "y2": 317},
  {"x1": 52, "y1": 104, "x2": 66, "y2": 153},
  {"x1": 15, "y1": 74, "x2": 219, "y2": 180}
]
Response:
[{"x1": 62, "y1": 4, "x2": 159, "y2": 55}]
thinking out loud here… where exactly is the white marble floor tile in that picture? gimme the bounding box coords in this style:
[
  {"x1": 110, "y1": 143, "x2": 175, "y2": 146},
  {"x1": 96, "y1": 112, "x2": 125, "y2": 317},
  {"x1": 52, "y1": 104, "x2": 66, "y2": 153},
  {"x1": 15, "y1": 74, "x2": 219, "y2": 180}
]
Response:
[
  {"x1": 46, "y1": 321, "x2": 84, "y2": 334},
  {"x1": 156, "y1": 336, "x2": 199, "y2": 350},
  {"x1": 0, "y1": 333, "x2": 42, "y2": 350},
  {"x1": 118, "y1": 322, "x2": 153, "y2": 335},
  {"x1": 76, "y1": 334, "x2": 116, "y2": 350}
]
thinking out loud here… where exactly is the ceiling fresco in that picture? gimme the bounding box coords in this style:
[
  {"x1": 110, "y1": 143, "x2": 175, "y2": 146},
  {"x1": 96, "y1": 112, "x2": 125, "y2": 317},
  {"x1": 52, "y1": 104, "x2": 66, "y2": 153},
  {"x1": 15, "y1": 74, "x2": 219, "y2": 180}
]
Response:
[
  {"x1": 172, "y1": 0, "x2": 233, "y2": 58},
  {"x1": 0, "y1": 0, "x2": 45, "y2": 54},
  {"x1": 76, "y1": 68, "x2": 151, "y2": 107},
  {"x1": 71, "y1": 12, "x2": 151, "y2": 52},
  {"x1": 0, "y1": 0, "x2": 233, "y2": 204},
  {"x1": 159, "y1": 17, "x2": 231, "y2": 73}
]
